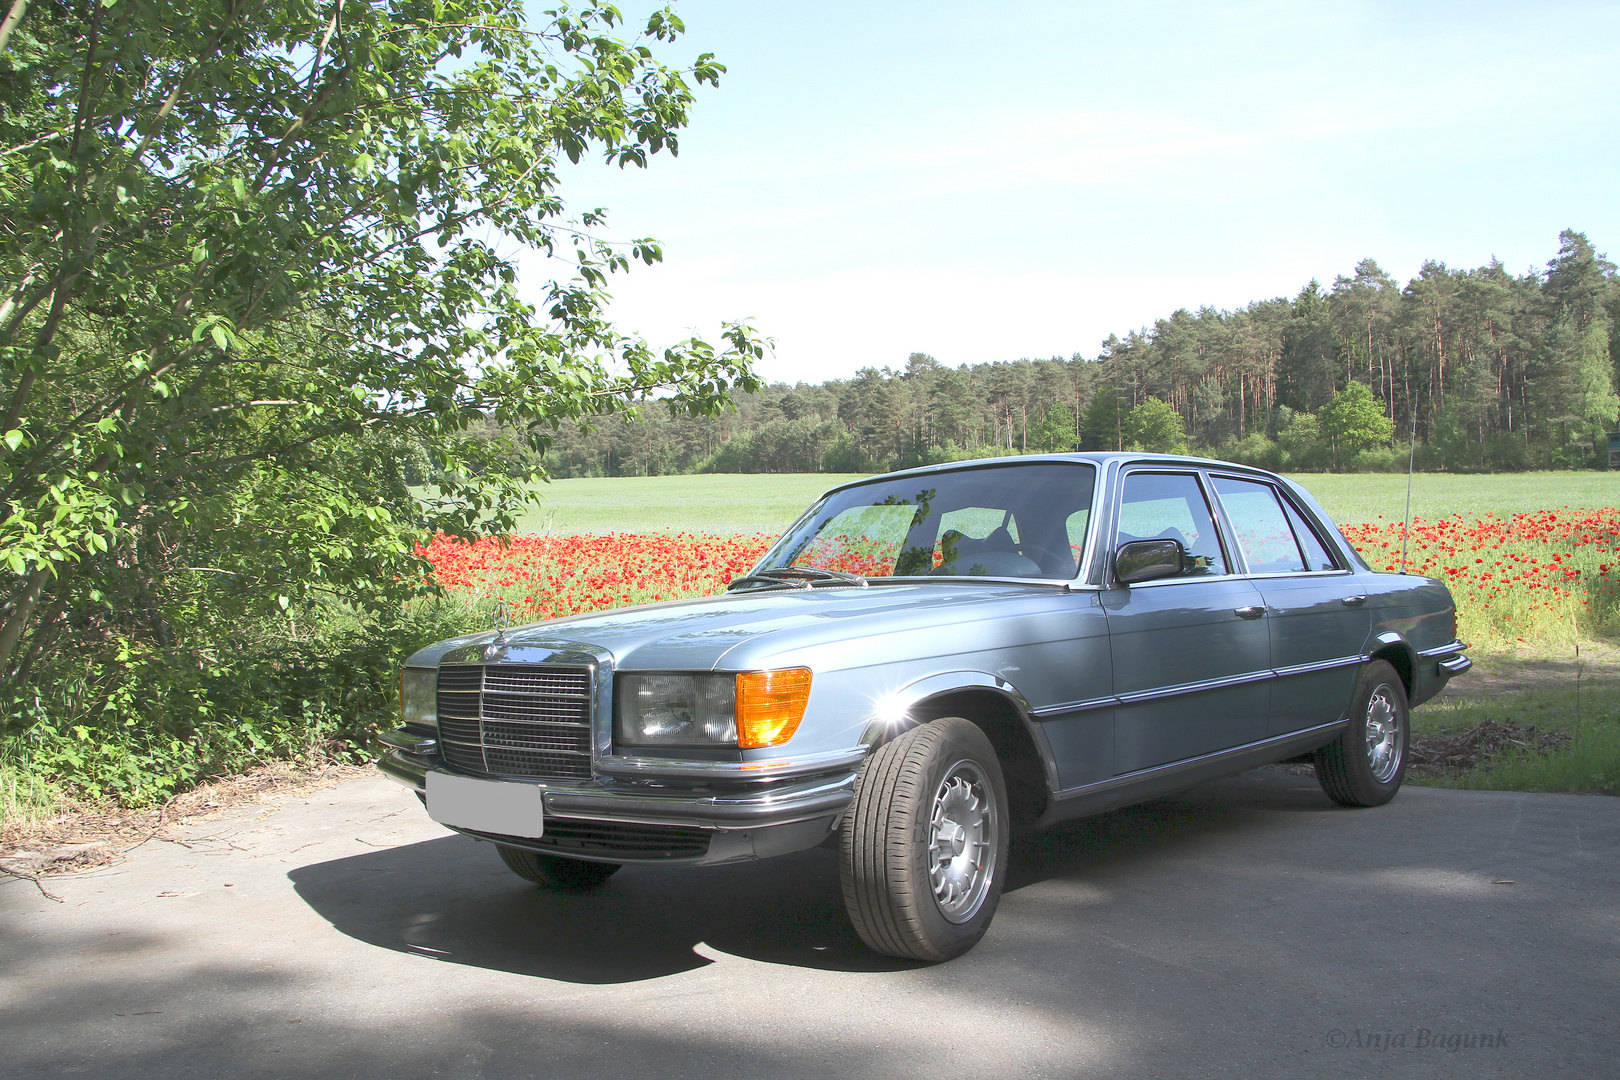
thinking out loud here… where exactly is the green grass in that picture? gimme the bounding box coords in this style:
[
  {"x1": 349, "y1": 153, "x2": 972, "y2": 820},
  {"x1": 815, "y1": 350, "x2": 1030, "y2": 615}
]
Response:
[
  {"x1": 513, "y1": 473, "x2": 867, "y2": 535},
  {"x1": 0, "y1": 742, "x2": 62, "y2": 834},
  {"x1": 1414, "y1": 687, "x2": 1620, "y2": 795},
  {"x1": 1412, "y1": 648, "x2": 1620, "y2": 794},
  {"x1": 509, "y1": 469, "x2": 1619, "y2": 535},
  {"x1": 1283, "y1": 471, "x2": 1620, "y2": 524}
]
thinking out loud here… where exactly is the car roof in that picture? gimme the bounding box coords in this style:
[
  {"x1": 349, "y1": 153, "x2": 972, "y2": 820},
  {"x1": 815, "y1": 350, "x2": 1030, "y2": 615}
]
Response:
[{"x1": 817, "y1": 452, "x2": 1285, "y2": 498}]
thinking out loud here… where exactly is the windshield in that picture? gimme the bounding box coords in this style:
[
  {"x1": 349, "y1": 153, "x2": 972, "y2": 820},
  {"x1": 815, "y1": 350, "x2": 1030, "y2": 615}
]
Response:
[{"x1": 751, "y1": 462, "x2": 1096, "y2": 582}]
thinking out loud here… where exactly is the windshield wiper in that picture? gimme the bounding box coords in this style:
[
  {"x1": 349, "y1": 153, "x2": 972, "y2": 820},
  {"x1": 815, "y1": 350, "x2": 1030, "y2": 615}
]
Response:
[{"x1": 728, "y1": 566, "x2": 869, "y2": 591}]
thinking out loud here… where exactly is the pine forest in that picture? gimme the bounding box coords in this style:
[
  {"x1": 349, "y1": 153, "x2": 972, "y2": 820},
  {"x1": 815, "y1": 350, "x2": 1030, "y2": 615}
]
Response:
[{"x1": 525, "y1": 230, "x2": 1620, "y2": 478}]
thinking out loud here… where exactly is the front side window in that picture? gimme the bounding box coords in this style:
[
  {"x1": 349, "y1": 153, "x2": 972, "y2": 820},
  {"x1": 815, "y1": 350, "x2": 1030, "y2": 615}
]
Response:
[
  {"x1": 752, "y1": 463, "x2": 1096, "y2": 581},
  {"x1": 1115, "y1": 472, "x2": 1227, "y2": 577}
]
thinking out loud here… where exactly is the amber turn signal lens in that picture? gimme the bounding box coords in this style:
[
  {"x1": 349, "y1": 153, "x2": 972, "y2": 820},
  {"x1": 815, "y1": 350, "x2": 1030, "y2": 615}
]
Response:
[{"x1": 735, "y1": 668, "x2": 813, "y2": 749}]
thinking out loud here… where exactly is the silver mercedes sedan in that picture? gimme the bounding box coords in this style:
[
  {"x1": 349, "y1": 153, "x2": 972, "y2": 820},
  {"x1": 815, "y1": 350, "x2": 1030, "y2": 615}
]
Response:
[{"x1": 379, "y1": 453, "x2": 1469, "y2": 961}]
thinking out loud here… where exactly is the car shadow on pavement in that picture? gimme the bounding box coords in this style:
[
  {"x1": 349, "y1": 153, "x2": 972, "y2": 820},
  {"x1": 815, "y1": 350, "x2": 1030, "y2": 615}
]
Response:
[
  {"x1": 1008, "y1": 766, "x2": 1339, "y2": 890},
  {"x1": 289, "y1": 839, "x2": 919, "y2": 984},
  {"x1": 290, "y1": 767, "x2": 1339, "y2": 984}
]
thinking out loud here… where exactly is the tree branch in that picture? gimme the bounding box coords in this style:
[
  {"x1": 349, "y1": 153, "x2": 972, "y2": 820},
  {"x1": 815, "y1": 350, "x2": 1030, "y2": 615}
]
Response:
[{"x1": 0, "y1": 0, "x2": 28, "y2": 55}]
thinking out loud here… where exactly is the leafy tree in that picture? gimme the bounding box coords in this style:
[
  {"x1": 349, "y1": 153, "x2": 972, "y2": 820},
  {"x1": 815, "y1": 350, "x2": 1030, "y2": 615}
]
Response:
[
  {"x1": 1122, "y1": 397, "x2": 1186, "y2": 454},
  {"x1": 1319, "y1": 381, "x2": 1395, "y2": 468},
  {"x1": 1275, "y1": 407, "x2": 1328, "y2": 471},
  {"x1": 1082, "y1": 383, "x2": 1124, "y2": 451},
  {"x1": 1033, "y1": 401, "x2": 1076, "y2": 452},
  {"x1": 0, "y1": 0, "x2": 761, "y2": 788}
]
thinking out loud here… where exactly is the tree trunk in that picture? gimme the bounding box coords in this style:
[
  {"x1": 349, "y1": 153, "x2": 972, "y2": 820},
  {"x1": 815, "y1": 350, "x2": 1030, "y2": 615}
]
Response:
[{"x1": 0, "y1": 566, "x2": 50, "y2": 675}]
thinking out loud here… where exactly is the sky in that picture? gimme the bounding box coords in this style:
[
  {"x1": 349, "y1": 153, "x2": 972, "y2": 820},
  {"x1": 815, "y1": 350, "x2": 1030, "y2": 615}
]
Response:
[{"x1": 527, "y1": 0, "x2": 1620, "y2": 385}]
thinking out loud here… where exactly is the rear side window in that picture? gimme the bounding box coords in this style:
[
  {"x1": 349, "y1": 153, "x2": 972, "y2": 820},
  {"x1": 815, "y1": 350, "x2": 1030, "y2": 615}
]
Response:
[
  {"x1": 1211, "y1": 477, "x2": 1307, "y2": 573},
  {"x1": 1116, "y1": 472, "x2": 1227, "y2": 577}
]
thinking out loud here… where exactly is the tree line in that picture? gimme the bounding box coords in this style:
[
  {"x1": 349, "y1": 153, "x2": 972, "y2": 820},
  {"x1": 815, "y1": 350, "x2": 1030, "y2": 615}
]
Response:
[{"x1": 526, "y1": 230, "x2": 1618, "y2": 477}]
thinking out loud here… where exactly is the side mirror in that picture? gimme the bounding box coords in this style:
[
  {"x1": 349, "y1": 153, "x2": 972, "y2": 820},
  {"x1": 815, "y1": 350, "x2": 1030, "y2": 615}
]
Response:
[{"x1": 1115, "y1": 539, "x2": 1184, "y2": 584}]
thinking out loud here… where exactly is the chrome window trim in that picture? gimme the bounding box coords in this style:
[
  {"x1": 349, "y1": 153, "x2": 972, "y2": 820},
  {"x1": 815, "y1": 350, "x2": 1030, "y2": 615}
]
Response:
[
  {"x1": 749, "y1": 458, "x2": 1104, "y2": 587},
  {"x1": 1241, "y1": 568, "x2": 1357, "y2": 580}
]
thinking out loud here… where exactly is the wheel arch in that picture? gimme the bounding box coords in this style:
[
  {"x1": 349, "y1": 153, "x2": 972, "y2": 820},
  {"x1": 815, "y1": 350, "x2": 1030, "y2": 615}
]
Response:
[
  {"x1": 861, "y1": 672, "x2": 1055, "y2": 828},
  {"x1": 1365, "y1": 631, "x2": 1415, "y2": 698}
]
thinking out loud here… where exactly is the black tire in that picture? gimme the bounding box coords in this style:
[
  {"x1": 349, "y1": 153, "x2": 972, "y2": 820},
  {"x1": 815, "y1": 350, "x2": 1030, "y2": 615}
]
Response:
[
  {"x1": 1313, "y1": 659, "x2": 1409, "y2": 807},
  {"x1": 496, "y1": 844, "x2": 621, "y2": 889},
  {"x1": 839, "y1": 717, "x2": 1010, "y2": 962}
]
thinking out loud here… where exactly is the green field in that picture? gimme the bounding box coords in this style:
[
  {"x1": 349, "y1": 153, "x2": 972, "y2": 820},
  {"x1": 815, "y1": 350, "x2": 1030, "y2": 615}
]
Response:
[
  {"x1": 1285, "y1": 471, "x2": 1619, "y2": 525},
  {"x1": 512, "y1": 470, "x2": 1619, "y2": 535},
  {"x1": 513, "y1": 473, "x2": 867, "y2": 535}
]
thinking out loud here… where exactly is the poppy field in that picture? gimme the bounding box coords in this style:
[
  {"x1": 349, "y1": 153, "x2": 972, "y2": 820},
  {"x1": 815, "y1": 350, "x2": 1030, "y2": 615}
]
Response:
[
  {"x1": 417, "y1": 531, "x2": 776, "y2": 621},
  {"x1": 1340, "y1": 508, "x2": 1620, "y2": 645},
  {"x1": 420, "y1": 506, "x2": 1620, "y2": 648}
]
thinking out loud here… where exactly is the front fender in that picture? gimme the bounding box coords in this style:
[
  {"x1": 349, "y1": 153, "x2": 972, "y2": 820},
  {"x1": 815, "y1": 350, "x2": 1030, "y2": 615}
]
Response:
[{"x1": 854, "y1": 669, "x2": 1060, "y2": 797}]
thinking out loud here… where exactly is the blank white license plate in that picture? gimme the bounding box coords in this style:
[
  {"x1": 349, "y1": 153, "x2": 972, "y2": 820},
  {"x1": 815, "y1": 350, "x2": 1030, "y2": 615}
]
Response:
[{"x1": 426, "y1": 772, "x2": 544, "y2": 838}]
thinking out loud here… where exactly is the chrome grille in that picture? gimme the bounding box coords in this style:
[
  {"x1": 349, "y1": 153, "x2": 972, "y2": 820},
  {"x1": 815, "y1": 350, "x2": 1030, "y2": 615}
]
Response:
[{"x1": 436, "y1": 664, "x2": 593, "y2": 781}]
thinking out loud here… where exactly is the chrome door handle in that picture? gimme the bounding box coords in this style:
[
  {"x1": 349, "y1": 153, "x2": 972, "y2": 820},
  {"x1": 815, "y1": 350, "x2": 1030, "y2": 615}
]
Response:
[
  {"x1": 1234, "y1": 606, "x2": 1266, "y2": 619},
  {"x1": 1341, "y1": 595, "x2": 1367, "y2": 607}
]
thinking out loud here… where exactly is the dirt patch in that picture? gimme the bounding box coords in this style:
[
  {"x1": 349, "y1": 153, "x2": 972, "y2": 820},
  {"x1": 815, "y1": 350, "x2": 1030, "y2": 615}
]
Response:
[
  {"x1": 1267, "y1": 718, "x2": 1576, "y2": 785},
  {"x1": 1436, "y1": 644, "x2": 1620, "y2": 700},
  {"x1": 1407, "y1": 720, "x2": 1573, "y2": 779},
  {"x1": 0, "y1": 760, "x2": 370, "y2": 885}
]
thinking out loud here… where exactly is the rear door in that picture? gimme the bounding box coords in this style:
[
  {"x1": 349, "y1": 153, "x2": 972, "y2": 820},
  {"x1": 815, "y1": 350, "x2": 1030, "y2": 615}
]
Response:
[
  {"x1": 1102, "y1": 469, "x2": 1271, "y2": 774},
  {"x1": 1209, "y1": 474, "x2": 1369, "y2": 736}
]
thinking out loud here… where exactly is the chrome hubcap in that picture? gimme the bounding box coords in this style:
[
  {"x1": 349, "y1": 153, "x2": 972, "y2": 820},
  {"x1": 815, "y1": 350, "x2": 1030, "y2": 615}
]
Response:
[
  {"x1": 1364, "y1": 684, "x2": 1402, "y2": 783},
  {"x1": 928, "y1": 760, "x2": 996, "y2": 923}
]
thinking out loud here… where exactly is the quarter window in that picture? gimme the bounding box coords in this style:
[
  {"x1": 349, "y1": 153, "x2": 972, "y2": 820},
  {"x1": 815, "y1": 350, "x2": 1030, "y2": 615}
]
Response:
[
  {"x1": 1282, "y1": 499, "x2": 1341, "y2": 571},
  {"x1": 1116, "y1": 472, "x2": 1227, "y2": 577}
]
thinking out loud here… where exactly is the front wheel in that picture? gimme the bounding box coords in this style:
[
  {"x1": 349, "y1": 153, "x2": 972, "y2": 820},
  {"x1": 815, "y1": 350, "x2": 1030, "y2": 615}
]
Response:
[
  {"x1": 1313, "y1": 659, "x2": 1409, "y2": 807},
  {"x1": 496, "y1": 844, "x2": 621, "y2": 889},
  {"x1": 839, "y1": 717, "x2": 1010, "y2": 962}
]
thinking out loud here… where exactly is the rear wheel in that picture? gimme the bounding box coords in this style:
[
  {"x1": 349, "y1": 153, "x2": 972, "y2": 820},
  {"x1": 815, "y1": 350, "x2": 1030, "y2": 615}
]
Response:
[
  {"x1": 496, "y1": 844, "x2": 621, "y2": 889},
  {"x1": 1314, "y1": 659, "x2": 1409, "y2": 807},
  {"x1": 839, "y1": 717, "x2": 1009, "y2": 962}
]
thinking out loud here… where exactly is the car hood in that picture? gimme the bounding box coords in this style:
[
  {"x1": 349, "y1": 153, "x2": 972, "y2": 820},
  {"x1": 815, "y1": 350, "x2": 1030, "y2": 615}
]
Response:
[{"x1": 407, "y1": 581, "x2": 1068, "y2": 671}]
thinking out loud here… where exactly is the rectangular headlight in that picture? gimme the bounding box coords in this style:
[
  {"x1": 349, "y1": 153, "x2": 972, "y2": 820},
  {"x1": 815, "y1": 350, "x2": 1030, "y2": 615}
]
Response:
[
  {"x1": 400, "y1": 668, "x2": 437, "y2": 728},
  {"x1": 616, "y1": 674, "x2": 737, "y2": 747}
]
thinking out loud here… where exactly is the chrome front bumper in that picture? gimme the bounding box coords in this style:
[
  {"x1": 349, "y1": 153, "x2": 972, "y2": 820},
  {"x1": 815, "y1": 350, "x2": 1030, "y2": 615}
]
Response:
[{"x1": 377, "y1": 744, "x2": 864, "y2": 865}]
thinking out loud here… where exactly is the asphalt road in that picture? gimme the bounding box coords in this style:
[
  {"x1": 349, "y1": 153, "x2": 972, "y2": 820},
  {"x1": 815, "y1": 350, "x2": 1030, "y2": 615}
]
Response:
[{"x1": 3, "y1": 768, "x2": 1615, "y2": 1079}]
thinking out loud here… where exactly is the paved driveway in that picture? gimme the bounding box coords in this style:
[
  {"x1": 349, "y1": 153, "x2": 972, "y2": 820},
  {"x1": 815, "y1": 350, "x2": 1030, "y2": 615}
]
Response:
[{"x1": 3, "y1": 768, "x2": 1614, "y2": 1078}]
